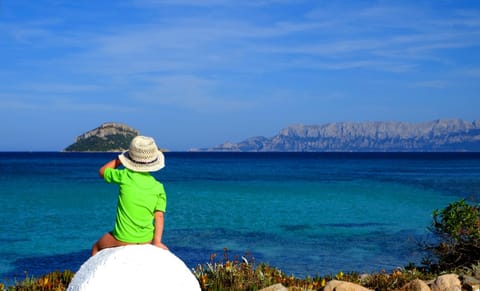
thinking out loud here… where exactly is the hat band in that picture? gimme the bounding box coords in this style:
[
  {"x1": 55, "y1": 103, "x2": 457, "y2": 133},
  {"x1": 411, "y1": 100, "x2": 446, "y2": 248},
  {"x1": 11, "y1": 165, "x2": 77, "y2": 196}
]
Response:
[{"x1": 126, "y1": 152, "x2": 158, "y2": 165}]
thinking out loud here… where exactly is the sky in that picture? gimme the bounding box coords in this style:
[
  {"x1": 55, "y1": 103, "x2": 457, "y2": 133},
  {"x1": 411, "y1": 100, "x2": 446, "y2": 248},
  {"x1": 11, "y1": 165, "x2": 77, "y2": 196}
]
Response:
[{"x1": 1, "y1": 0, "x2": 479, "y2": 151}]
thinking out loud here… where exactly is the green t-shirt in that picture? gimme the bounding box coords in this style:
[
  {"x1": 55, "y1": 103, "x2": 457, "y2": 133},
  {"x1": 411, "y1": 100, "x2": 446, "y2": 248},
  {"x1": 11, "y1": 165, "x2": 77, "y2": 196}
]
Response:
[{"x1": 103, "y1": 168, "x2": 167, "y2": 243}]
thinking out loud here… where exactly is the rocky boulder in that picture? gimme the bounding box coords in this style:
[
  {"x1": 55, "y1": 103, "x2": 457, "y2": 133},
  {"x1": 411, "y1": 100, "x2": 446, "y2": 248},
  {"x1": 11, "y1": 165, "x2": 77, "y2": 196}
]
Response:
[
  {"x1": 430, "y1": 274, "x2": 462, "y2": 291},
  {"x1": 400, "y1": 279, "x2": 431, "y2": 291},
  {"x1": 324, "y1": 280, "x2": 373, "y2": 291}
]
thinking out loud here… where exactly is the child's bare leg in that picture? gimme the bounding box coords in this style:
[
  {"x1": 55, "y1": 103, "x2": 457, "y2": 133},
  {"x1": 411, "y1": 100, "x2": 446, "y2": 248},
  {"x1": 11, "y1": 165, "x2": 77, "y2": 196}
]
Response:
[{"x1": 91, "y1": 232, "x2": 127, "y2": 256}]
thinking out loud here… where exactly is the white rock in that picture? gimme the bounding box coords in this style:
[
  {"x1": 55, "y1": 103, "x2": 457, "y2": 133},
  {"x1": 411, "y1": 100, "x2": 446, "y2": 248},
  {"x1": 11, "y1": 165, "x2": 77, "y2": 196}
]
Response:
[{"x1": 67, "y1": 245, "x2": 200, "y2": 291}]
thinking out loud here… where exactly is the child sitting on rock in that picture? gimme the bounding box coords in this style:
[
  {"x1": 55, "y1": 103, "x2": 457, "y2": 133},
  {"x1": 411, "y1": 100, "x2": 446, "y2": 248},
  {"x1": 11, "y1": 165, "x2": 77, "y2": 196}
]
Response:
[{"x1": 92, "y1": 135, "x2": 168, "y2": 255}]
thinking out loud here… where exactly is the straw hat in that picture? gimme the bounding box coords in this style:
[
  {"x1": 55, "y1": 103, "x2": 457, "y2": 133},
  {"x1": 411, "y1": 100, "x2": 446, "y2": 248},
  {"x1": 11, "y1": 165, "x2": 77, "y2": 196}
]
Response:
[{"x1": 118, "y1": 136, "x2": 165, "y2": 172}]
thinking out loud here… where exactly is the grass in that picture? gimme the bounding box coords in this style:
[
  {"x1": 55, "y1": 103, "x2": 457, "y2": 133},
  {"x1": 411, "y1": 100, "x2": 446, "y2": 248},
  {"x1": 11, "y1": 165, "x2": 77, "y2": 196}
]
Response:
[
  {"x1": 1, "y1": 270, "x2": 74, "y2": 291},
  {"x1": 191, "y1": 249, "x2": 437, "y2": 290}
]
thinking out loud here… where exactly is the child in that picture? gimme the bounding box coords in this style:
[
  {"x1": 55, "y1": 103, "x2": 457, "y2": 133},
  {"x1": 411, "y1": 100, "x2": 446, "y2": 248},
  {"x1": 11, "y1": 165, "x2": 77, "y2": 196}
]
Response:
[{"x1": 91, "y1": 135, "x2": 168, "y2": 256}]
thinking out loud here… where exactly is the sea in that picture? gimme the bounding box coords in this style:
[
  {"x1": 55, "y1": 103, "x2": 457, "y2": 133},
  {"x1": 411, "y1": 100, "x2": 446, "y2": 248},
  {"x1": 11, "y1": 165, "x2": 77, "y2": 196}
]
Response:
[{"x1": 1, "y1": 152, "x2": 479, "y2": 281}]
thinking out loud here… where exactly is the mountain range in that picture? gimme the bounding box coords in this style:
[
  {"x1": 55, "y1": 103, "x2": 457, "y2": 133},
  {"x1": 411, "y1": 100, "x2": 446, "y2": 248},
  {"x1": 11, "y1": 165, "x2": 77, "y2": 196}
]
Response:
[{"x1": 193, "y1": 119, "x2": 480, "y2": 152}]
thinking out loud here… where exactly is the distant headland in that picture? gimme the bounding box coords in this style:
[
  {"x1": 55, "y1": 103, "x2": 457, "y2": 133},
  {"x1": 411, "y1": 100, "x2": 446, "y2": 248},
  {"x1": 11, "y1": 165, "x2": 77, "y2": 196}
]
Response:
[{"x1": 192, "y1": 119, "x2": 480, "y2": 152}]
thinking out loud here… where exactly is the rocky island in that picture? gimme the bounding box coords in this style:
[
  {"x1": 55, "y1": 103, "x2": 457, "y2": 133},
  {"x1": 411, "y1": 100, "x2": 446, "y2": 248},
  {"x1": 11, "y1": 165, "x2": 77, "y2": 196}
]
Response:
[
  {"x1": 64, "y1": 122, "x2": 139, "y2": 152},
  {"x1": 196, "y1": 119, "x2": 480, "y2": 152}
]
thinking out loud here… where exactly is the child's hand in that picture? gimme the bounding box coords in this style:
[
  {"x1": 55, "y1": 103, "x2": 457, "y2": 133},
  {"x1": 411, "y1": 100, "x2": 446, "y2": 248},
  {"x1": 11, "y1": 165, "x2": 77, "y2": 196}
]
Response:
[{"x1": 152, "y1": 241, "x2": 169, "y2": 250}]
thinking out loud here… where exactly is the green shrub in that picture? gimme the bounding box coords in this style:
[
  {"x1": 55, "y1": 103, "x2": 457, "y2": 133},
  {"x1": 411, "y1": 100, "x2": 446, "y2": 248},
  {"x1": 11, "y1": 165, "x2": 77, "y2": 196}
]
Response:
[
  {"x1": 64, "y1": 134, "x2": 135, "y2": 152},
  {"x1": 424, "y1": 199, "x2": 480, "y2": 272}
]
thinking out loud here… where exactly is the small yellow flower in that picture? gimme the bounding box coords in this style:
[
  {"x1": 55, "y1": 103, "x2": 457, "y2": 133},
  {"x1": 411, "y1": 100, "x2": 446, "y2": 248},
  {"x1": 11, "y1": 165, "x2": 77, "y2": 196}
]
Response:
[
  {"x1": 225, "y1": 261, "x2": 233, "y2": 272},
  {"x1": 321, "y1": 278, "x2": 327, "y2": 287},
  {"x1": 393, "y1": 269, "x2": 402, "y2": 278}
]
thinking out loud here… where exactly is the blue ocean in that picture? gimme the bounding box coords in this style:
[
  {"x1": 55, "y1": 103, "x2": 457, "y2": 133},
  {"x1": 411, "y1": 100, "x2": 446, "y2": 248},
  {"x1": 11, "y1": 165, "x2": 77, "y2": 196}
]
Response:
[{"x1": 1, "y1": 152, "x2": 479, "y2": 281}]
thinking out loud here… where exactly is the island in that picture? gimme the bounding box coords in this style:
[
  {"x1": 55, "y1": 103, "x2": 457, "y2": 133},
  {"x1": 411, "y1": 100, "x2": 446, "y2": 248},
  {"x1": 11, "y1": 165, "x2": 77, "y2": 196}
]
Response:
[{"x1": 64, "y1": 122, "x2": 140, "y2": 152}]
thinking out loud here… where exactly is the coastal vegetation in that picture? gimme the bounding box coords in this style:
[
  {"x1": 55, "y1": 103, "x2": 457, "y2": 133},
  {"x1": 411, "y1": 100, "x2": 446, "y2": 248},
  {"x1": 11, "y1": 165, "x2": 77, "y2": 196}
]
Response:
[
  {"x1": 422, "y1": 199, "x2": 480, "y2": 272},
  {"x1": 64, "y1": 134, "x2": 134, "y2": 152},
  {"x1": 1, "y1": 199, "x2": 478, "y2": 290}
]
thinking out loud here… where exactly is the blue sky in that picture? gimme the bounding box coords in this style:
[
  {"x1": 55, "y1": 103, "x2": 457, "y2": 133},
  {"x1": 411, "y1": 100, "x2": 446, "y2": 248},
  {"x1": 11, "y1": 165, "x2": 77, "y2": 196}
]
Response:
[{"x1": 1, "y1": 0, "x2": 479, "y2": 151}]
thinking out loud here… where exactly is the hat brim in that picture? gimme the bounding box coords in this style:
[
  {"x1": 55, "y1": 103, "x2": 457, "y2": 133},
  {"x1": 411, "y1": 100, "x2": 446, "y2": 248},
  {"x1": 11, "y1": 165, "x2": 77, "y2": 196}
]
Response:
[{"x1": 118, "y1": 150, "x2": 165, "y2": 172}]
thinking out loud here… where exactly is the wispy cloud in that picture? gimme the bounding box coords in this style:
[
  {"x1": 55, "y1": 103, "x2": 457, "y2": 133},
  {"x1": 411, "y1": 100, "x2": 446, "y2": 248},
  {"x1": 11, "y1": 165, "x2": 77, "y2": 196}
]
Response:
[
  {"x1": 22, "y1": 83, "x2": 101, "y2": 93},
  {"x1": 411, "y1": 80, "x2": 449, "y2": 89},
  {"x1": 0, "y1": 93, "x2": 135, "y2": 113},
  {"x1": 1, "y1": 0, "x2": 479, "y2": 150},
  {"x1": 0, "y1": 98, "x2": 44, "y2": 111},
  {"x1": 131, "y1": 75, "x2": 256, "y2": 112},
  {"x1": 463, "y1": 68, "x2": 480, "y2": 78},
  {"x1": 133, "y1": 0, "x2": 300, "y2": 7},
  {"x1": 7, "y1": 0, "x2": 479, "y2": 79},
  {"x1": 48, "y1": 98, "x2": 137, "y2": 113}
]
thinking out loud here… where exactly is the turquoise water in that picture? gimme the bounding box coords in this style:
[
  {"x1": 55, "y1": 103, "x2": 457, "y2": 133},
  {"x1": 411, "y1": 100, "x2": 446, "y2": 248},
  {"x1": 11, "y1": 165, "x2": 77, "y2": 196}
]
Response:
[{"x1": 0, "y1": 152, "x2": 479, "y2": 280}]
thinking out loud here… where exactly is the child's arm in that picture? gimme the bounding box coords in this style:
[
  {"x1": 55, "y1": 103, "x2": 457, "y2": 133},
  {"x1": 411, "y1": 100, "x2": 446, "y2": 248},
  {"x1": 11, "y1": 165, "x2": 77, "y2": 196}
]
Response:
[
  {"x1": 99, "y1": 158, "x2": 122, "y2": 178},
  {"x1": 152, "y1": 211, "x2": 168, "y2": 250}
]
